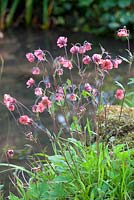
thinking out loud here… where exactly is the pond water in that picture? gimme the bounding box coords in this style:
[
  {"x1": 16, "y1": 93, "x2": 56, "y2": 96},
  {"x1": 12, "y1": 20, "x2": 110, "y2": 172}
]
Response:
[{"x1": 0, "y1": 28, "x2": 134, "y2": 194}]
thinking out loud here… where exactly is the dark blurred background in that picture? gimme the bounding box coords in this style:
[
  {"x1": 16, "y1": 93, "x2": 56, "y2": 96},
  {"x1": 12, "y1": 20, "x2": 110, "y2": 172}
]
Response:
[{"x1": 0, "y1": 0, "x2": 134, "y2": 35}]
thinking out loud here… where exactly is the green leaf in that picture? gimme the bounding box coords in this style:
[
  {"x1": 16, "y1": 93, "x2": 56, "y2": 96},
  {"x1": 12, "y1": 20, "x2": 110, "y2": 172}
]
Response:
[
  {"x1": 48, "y1": 155, "x2": 67, "y2": 166},
  {"x1": 118, "y1": 0, "x2": 131, "y2": 8},
  {"x1": 66, "y1": 79, "x2": 71, "y2": 86},
  {"x1": 125, "y1": 49, "x2": 133, "y2": 59},
  {"x1": 108, "y1": 22, "x2": 120, "y2": 29},
  {"x1": 78, "y1": 0, "x2": 94, "y2": 7},
  {"x1": 27, "y1": 182, "x2": 49, "y2": 199},
  {"x1": 82, "y1": 90, "x2": 91, "y2": 98},
  {"x1": 53, "y1": 175, "x2": 71, "y2": 183},
  {"x1": 128, "y1": 78, "x2": 134, "y2": 85},
  {"x1": 8, "y1": 193, "x2": 20, "y2": 200},
  {"x1": 49, "y1": 183, "x2": 66, "y2": 198},
  {"x1": 115, "y1": 81, "x2": 125, "y2": 90},
  {"x1": 119, "y1": 56, "x2": 130, "y2": 63}
]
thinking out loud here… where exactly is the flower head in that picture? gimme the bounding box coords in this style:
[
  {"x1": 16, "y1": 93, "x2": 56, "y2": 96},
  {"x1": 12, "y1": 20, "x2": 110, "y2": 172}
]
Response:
[
  {"x1": 34, "y1": 87, "x2": 43, "y2": 96},
  {"x1": 3, "y1": 94, "x2": 16, "y2": 111},
  {"x1": 113, "y1": 58, "x2": 122, "y2": 69},
  {"x1": 79, "y1": 46, "x2": 86, "y2": 54},
  {"x1": 82, "y1": 55, "x2": 91, "y2": 65},
  {"x1": 101, "y1": 59, "x2": 113, "y2": 70},
  {"x1": 70, "y1": 45, "x2": 79, "y2": 54},
  {"x1": 117, "y1": 28, "x2": 129, "y2": 37},
  {"x1": 41, "y1": 96, "x2": 52, "y2": 109},
  {"x1": 57, "y1": 68, "x2": 63, "y2": 76},
  {"x1": 26, "y1": 53, "x2": 35, "y2": 63},
  {"x1": 6, "y1": 149, "x2": 14, "y2": 158},
  {"x1": 57, "y1": 56, "x2": 65, "y2": 65},
  {"x1": 62, "y1": 59, "x2": 73, "y2": 70},
  {"x1": 69, "y1": 93, "x2": 77, "y2": 101},
  {"x1": 84, "y1": 83, "x2": 92, "y2": 92},
  {"x1": 83, "y1": 41, "x2": 92, "y2": 51},
  {"x1": 115, "y1": 89, "x2": 124, "y2": 100},
  {"x1": 26, "y1": 78, "x2": 35, "y2": 88},
  {"x1": 34, "y1": 49, "x2": 45, "y2": 61},
  {"x1": 45, "y1": 82, "x2": 51, "y2": 89},
  {"x1": 55, "y1": 93, "x2": 64, "y2": 101},
  {"x1": 33, "y1": 96, "x2": 52, "y2": 113},
  {"x1": 19, "y1": 115, "x2": 33, "y2": 125},
  {"x1": 92, "y1": 54, "x2": 102, "y2": 65},
  {"x1": 32, "y1": 67, "x2": 40, "y2": 75},
  {"x1": 57, "y1": 36, "x2": 67, "y2": 48}
]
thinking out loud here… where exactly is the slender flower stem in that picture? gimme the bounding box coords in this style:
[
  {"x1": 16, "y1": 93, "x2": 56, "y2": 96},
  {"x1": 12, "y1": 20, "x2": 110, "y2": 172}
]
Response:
[
  {"x1": 64, "y1": 46, "x2": 68, "y2": 59},
  {"x1": 127, "y1": 37, "x2": 130, "y2": 52},
  {"x1": 127, "y1": 37, "x2": 132, "y2": 77},
  {"x1": 119, "y1": 91, "x2": 126, "y2": 121},
  {"x1": 0, "y1": 55, "x2": 4, "y2": 82}
]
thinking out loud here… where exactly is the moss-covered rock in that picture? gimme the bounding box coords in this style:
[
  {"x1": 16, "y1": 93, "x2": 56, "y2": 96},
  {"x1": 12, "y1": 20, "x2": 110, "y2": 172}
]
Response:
[{"x1": 99, "y1": 105, "x2": 134, "y2": 148}]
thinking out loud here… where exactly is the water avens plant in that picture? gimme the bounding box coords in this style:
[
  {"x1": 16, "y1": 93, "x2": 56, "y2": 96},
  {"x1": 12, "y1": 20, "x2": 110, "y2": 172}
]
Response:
[{"x1": 1, "y1": 27, "x2": 134, "y2": 199}]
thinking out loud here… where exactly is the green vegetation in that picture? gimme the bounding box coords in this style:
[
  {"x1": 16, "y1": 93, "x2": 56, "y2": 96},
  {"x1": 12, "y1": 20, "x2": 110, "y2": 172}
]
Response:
[
  {"x1": 0, "y1": 0, "x2": 134, "y2": 34},
  {"x1": 1, "y1": 140, "x2": 134, "y2": 200}
]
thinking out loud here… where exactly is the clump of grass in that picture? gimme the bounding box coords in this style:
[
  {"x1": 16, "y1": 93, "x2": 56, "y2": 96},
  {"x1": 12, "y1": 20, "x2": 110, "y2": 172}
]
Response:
[{"x1": 1, "y1": 139, "x2": 134, "y2": 199}]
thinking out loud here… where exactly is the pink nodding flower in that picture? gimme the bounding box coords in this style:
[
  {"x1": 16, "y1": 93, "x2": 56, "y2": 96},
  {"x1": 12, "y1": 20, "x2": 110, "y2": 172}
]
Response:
[
  {"x1": 82, "y1": 55, "x2": 91, "y2": 65},
  {"x1": 115, "y1": 89, "x2": 124, "y2": 100},
  {"x1": 26, "y1": 78, "x2": 35, "y2": 88},
  {"x1": 26, "y1": 53, "x2": 35, "y2": 63},
  {"x1": 55, "y1": 93, "x2": 64, "y2": 101},
  {"x1": 113, "y1": 58, "x2": 122, "y2": 69},
  {"x1": 69, "y1": 93, "x2": 77, "y2": 101},
  {"x1": 41, "y1": 96, "x2": 52, "y2": 109},
  {"x1": 84, "y1": 83, "x2": 92, "y2": 92},
  {"x1": 36, "y1": 103, "x2": 46, "y2": 113},
  {"x1": 6, "y1": 149, "x2": 14, "y2": 158},
  {"x1": 79, "y1": 46, "x2": 86, "y2": 54},
  {"x1": 45, "y1": 82, "x2": 51, "y2": 89},
  {"x1": 34, "y1": 49, "x2": 45, "y2": 61},
  {"x1": 34, "y1": 87, "x2": 43, "y2": 96},
  {"x1": 32, "y1": 105, "x2": 38, "y2": 113},
  {"x1": 19, "y1": 115, "x2": 33, "y2": 125},
  {"x1": 62, "y1": 59, "x2": 73, "y2": 70},
  {"x1": 117, "y1": 28, "x2": 129, "y2": 37},
  {"x1": 101, "y1": 59, "x2": 113, "y2": 70},
  {"x1": 92, "y1": 54, "x2": 102, "y2": 65},
  {"x1": 33, "y1": 96, "x2": 52, "y2": 113},
  {"x1": 57, "y1": 36, "x2": 67, "y2": 48},
  {"x1": 83, "y1": 41, "x2": 92, "y2": 51},
  {"x1": 3, "y1": 94, "x2": 16, "y2": 111},
  {"x1": 32, "y1": 104, "x2": 46, "y2": 113},
  {"x1": 32, "y1": 67, "x2": 40, "y2": 75},
  {"x1": 57, "y1": 87, "x2": 64, "y2": 95},
  {"x1": 70, "y1": 45, "x2": 79, "y2": 54},
  {"x1": 57, "y1": 56, "x2": 66, "y2": 65},
  {"x1": 57, "y1": 68, "x2": 63, "y2": 76}
]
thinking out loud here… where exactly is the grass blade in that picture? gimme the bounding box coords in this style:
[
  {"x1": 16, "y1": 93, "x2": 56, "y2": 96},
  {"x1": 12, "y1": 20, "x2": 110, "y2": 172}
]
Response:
[
  {"x1": 25, "y1": 0, "x2": 33, "y2": 26},
  {"x1": 42, "y1": 0, "x2": 48, "y2": 29},
  {"x1": 6, "y1": 0, "x2": 20, "y2": 27},
  {"x1": 0, "y1": 0, "x2": 8, "y2": 29}
]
